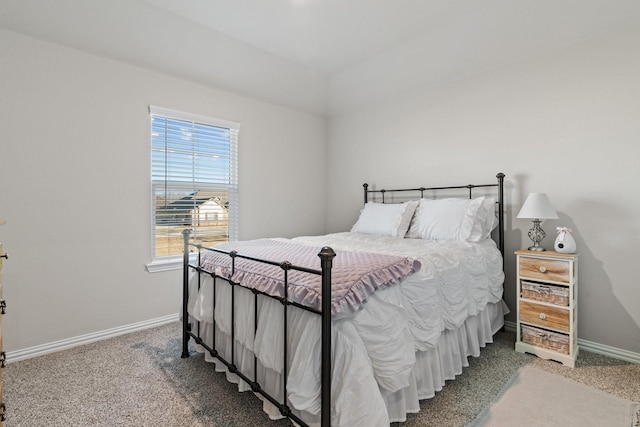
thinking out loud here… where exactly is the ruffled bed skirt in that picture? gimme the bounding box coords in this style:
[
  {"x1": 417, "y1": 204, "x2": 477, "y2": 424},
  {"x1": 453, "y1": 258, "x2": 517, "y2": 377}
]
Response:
[{"x1": 191, "y1": 300, "x2": 505, "y2": 426}]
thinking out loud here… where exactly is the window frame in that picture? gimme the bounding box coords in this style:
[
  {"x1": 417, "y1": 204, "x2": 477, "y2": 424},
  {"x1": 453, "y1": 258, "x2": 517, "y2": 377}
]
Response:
[{"x1": 146, "y1": 106, "x2": 239, "y2": 272}]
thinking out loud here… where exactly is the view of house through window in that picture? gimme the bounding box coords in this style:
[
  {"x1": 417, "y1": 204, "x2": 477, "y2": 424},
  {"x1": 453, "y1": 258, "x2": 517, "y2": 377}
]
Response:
[{"x1": 150, "y1": 106, "x2": 239, "y2": 259}]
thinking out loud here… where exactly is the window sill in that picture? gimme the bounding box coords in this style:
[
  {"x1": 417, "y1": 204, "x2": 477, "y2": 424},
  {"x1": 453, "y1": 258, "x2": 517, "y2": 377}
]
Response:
[{"x1": 146, "y1": 255, "x2": 195, "y2": 273}]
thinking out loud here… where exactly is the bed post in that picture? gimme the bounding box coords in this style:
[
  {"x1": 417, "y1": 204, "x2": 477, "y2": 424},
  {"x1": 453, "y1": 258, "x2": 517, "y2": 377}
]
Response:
[
  {"x1": 363, "y1": 183, "x2": 369, "y2": 204},
  {"x1": 496, "y1": 173, "x2": 505, "y2": 259},
  {"x1": 318, "y1": 246, "x2": 336, "y2": 427},
  {"x1": 181, "y1": 228, "x2": 192, "y2": 359}
]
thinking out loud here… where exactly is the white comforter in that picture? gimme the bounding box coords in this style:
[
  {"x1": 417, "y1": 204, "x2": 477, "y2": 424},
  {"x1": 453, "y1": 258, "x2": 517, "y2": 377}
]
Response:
[{"x1": 188, "y1": 232, "x2": 505, "y2": 426}]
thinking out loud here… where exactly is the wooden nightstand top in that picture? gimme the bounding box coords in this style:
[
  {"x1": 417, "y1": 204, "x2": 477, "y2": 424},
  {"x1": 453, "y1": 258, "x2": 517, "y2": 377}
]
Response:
[{"x1": 515, "y1": 249, "x2": 579, "y2": 260}]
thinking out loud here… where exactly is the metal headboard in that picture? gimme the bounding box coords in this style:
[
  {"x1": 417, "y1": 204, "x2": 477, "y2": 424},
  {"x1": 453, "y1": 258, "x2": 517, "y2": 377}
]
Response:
[{"x1": 363, "y1": 172, "x2": 506, "y2": 258}]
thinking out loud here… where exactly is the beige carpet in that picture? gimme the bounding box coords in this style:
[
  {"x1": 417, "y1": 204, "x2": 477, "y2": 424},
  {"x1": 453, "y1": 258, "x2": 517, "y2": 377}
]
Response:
[
  {"x1": 469, "y1": 365, "x2": 640, "y2": 427},
  {"x1": 5, "y1": 325, "x2": 639, "y2": 427}
]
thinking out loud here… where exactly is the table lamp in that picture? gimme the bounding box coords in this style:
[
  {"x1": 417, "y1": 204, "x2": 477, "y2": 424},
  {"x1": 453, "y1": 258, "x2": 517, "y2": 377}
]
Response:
[{"x1": 517, "y1": 193, "x2": 558, "y2": 251}]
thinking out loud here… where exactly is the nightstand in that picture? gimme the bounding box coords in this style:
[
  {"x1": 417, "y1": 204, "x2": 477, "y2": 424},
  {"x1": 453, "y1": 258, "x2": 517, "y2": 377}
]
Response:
[{"x1": 515, "y1": 249, "x2": 579, "y2": 367}]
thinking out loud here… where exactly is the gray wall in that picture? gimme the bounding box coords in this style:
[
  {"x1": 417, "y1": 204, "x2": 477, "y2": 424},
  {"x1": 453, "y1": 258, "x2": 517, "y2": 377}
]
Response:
[
  {"x1": 325, "y1": 25, "x2": 640, "y2": 354},
  {"x1": 0, "y1": 29, "x2": 326, "y2": 353}
]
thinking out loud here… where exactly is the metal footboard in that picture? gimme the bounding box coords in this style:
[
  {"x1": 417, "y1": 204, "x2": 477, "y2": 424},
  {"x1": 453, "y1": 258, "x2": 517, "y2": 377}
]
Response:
[{"x1": 181, "y1": 229, "x2": 335, "y2": 427}]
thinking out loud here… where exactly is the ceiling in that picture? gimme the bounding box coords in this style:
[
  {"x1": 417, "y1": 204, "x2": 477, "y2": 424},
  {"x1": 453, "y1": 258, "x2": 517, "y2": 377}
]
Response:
[
  {"x1": 145, "y1": 0, "x2": 640, "y2": 74},
  {"x1": 142, "y1": 0, "x2": 489, "y2": 75},
  {"x1": 1, "y1": 0, "x2": 639, "y2": 114}
]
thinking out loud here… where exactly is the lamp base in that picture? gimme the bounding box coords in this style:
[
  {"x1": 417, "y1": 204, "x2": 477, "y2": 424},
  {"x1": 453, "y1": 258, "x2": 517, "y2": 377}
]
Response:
[{"x1": 526, "y1": 219, "x2": 548, "y2": 252}]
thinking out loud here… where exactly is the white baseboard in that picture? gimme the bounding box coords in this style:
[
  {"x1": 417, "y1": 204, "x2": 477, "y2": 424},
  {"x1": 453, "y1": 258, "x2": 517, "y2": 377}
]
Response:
[
  {"x1": 6, "y1": 313, "x2": 179, "y2": 363},
  {"x1": 503, "y1": 320, "x2": 640, "y2": 364},
  {"x1": 504, "y1": 320, "x2": 517, "y2": 333},
  {"x1": 578, "y1": 339, "x2": 640, "y2": 364}
]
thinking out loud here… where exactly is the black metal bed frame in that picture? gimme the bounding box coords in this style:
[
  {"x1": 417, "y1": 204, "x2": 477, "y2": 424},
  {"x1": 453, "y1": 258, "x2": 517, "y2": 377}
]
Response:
[
  {"x1": 181, "y1": 172, "x2": 505, "y2": 427},
  {"x1": 364, "y1": 172, "x2": 506, "y2": 259}
]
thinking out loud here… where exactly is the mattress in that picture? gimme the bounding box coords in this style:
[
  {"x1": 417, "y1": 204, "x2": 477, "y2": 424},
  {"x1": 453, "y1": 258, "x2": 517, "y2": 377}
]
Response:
[{"x1": 187, "y1": 232, "x2": 506, "y2": 426}]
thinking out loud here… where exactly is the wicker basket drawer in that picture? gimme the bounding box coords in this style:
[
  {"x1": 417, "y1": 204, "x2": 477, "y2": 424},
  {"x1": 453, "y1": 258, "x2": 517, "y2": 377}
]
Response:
[
  {"x1": 521, "y1": 281, "x2": 569, "y2": 306},
  {"x1": 519, "y1": 256, "x2": 570, "y2": 283},
  {"x1": 521, "y1": 324, "x2": 570, "y2": 354}
]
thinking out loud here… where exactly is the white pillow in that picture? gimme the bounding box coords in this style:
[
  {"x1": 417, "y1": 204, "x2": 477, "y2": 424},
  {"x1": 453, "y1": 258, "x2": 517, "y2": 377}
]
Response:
[
  {"x1": 398, "y1": 200, "x2": 419, "y2": 237},
  {"x1": 468, "y1": 197, "x2": 498, "y2": 242},
  {"x1": 351, "y1": 201, "x2": 418, "y2": 237},
  {"x1": 407, "y1": 198, "x2": 484, "y2": 241}
]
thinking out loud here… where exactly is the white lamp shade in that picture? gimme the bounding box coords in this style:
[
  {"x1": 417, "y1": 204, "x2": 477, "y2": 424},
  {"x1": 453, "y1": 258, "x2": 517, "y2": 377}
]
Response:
[{"x1": 517, "y1": 193, "x2": 558, "y2": 219}]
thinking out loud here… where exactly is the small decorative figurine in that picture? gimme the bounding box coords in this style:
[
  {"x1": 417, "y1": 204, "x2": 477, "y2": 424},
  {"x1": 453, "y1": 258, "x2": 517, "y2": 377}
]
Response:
[{"x1": 554, "y1": 227, "x2": 576, "y2": 253}]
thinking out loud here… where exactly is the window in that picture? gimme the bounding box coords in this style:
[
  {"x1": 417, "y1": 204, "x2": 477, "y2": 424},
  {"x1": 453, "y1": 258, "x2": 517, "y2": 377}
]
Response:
[{"x1": 149, "y1": 106, "x2": 239, "y2": 263}]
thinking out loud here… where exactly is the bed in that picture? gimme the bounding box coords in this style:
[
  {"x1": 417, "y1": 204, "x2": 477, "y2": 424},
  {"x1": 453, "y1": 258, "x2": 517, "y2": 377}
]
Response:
[{"x1": 181, "y1": 173, "x2": 506, "y2": 426}]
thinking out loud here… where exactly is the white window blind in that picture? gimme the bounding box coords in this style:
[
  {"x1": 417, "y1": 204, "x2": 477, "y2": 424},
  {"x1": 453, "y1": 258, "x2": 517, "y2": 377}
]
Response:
[{"x1": 150, "y1": 106, "x2": 239, "y2": 259}]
